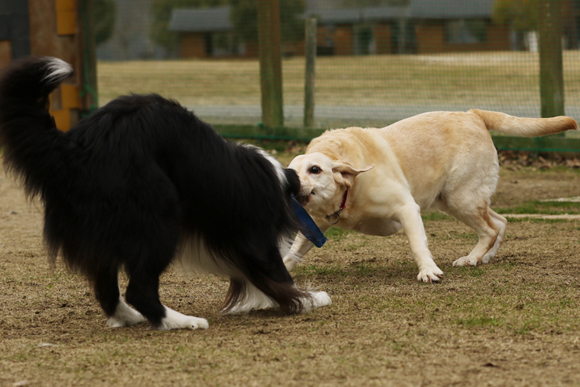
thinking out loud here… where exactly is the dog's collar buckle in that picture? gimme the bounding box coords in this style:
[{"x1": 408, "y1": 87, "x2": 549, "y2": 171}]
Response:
[
  {"x1": 325, "y1": 211, "x2": 341, "y2": 225},
  {"x1": 325, "y1": 188, "x2": 349, "y2": 225}
]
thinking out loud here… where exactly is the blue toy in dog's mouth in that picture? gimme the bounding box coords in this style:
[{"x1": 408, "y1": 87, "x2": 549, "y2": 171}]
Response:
[{"x1": 291, "y1": 197, "x2": 327, "y2": 248}]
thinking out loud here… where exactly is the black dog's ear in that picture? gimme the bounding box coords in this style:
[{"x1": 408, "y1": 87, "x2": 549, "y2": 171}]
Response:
[{"x1": 284, "y1": 168, "x2": 300, "y2": 196}]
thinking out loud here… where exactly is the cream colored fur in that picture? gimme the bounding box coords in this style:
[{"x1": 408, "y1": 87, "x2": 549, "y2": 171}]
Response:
[{"x1": 284, "y1": 109, "x2": 578, "y2": 282}]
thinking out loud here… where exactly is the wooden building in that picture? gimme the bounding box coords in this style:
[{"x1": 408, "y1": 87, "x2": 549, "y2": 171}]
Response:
[{"x1": 169, "y1": 0, "x2": 512, "y2": 59}]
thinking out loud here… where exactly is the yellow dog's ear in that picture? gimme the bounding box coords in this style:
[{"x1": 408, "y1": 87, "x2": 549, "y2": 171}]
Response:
[{"x1": 331, "y1": 162, "x2": 374, "y2": 187}]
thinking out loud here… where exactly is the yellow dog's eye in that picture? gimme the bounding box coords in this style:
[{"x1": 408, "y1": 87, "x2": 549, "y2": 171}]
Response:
[{"x1": 309, "y1": 166, "x2": 321, "y2": 174}]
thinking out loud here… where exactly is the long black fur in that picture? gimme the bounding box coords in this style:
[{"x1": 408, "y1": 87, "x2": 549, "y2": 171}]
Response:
[{"x1": 0, "y1": 56, "x2": 309, "y2": 328}]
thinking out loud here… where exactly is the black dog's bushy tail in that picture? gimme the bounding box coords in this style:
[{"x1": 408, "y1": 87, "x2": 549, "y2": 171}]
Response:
[
  {"x1": 219, "y1": 233, "x2": 311, "y2": 315},
  {"x1": 0, "y1": 56, "x2": 75, "y2": 199}
]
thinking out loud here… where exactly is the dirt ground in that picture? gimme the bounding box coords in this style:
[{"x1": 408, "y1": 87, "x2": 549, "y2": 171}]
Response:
[{"x1": 1, "y1": 158, "x2": 580, "y2": 387}]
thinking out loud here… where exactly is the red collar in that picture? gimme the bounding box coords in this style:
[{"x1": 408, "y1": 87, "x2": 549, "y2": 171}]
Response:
[
  {"x1": 340, "y1": 187, "x2": 349, "y2": 210},
  {"x1": 325, "y1": 188, "x2": 349, "y2": 225}
]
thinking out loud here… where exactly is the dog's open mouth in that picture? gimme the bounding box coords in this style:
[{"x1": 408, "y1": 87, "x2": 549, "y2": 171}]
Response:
[{"x1": 296, "y1": 190, "x2": 314, "y2": 206}]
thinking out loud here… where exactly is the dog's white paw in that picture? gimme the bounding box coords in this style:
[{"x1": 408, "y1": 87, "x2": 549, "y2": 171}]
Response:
[
  {"x1": 158, "y1": 307, "x2": 209, "y2": 330},
  {"x1": 107, "y1": 313, "x2": 146, "y2": 328},
  {"x1": 302, "y1": 291, "x2": 332, "y2": 312},
  {"x1": 417, "y1": 265, "x2": 444, "y2": 283},
  {"x1": 107, "y1": 299, "x2": 147, "y2": 328},
  {"x1": 453, "y1": 256, "x2": 479, "y2": 267}
]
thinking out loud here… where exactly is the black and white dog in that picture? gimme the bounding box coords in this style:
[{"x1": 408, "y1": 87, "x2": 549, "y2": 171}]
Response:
[{"x1": 0, "y1": 56, "x2": 330, "y2": 330}]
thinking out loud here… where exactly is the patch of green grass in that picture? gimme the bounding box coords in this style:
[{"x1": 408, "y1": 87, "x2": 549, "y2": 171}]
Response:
[
  {"x1": 496, "y1": 200, "x2": 580, "y2": 215},
  {"x1": 505, "y1": 217, "x2": 571, "y2": 223},
  {"x1": 295, "y1": 264, "x2": 349, "y2": 277},
  {"x1": 344, "y1": 240, "x2": 369, "y2": 251},
  {"x1": 512, "y1": 320, "x2": 540, "y2": 335},
  {"x1": 325, "y1": 227, "x2": 354, "y2": 240},
  {"x1": 467, "y1": 268, "x2": 486, "y2": 277},
  {"x1": 351, "y1": 262, "x2": 380, "y2": 276},
  {"x1": 422, "y1": 212, "x2": 453, "y2": 221},
  {"x1": 451, "y1": 266, "x2": 489, "y2": 279},
  {"x1": 8, "y1": 351, "x2": 31, "y2": 362},
  {"x1": 295, "y1": 262, "x2": 381, "y2": 278},
  {"x1": 457, "y1": 316, "x2": 504, "y2": 328}
]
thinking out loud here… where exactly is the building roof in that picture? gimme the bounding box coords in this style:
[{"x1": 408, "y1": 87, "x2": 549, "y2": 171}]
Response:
[
  {"x1": 169, "y1": 6, "x2": 231, "y2": 32},
  {"x1": 308, "y1": 6, "x2": 407, "y2": 24},
  {"x1": 169, "y1": 0, "x2": 496, "y2": 33},
  {"x1": 409, "y1": 0, "x2": 494, "y2": 19}
]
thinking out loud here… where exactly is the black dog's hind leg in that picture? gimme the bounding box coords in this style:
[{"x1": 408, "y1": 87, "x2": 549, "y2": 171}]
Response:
[{"x1": 93, "y1": 268, "x2": 146, "y2": 328}]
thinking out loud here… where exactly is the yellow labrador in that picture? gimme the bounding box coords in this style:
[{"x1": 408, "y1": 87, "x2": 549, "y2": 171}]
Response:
[{"x1": 284, "y1": 109, "x2": 577, "y2": 282}]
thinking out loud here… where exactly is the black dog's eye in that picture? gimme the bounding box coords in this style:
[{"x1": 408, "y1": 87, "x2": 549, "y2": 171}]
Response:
[{"x1": 309, "y1": 166, "x2": 322, "y2": 174}]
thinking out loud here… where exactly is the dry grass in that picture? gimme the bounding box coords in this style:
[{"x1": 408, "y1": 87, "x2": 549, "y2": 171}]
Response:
[
  {"x1": 1, "y1": 149, "x2": 580, "y2": 386},
  {"x1": 98, "y1": 51, "x2": 580, "y2": 110}
]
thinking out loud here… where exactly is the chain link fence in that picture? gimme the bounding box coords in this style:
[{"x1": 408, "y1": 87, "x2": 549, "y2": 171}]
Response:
[{"x1": 95, "y1": 0, "x2": 580, "y2": 141}]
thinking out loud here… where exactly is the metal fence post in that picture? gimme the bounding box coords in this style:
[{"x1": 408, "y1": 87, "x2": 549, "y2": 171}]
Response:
[
  {"x1": 538, "y1": 0, "x2": 564, "y2": 119},
  {"x1": 257, "y1": 0, "x2": 284, "y2": 130},
  {"x1": 304, "y1": 17, "x2": 317, "y2": 128}
]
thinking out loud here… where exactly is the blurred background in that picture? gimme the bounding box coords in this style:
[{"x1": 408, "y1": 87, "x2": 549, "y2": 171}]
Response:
[
  {"x1": 98, "y1": 0, "x2": 580, "y2": 130},
  {"x1": 1, "y1": 0, "x2": 579, "y2": 145}
]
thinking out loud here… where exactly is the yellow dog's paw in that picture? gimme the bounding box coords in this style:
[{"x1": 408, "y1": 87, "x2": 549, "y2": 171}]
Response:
[
  {"x1": 417, "y1": 265, "x2": 444, "y2": 283},
  {"x1": 453, "y1": 256, "x2": 479, "y2": 267}
]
